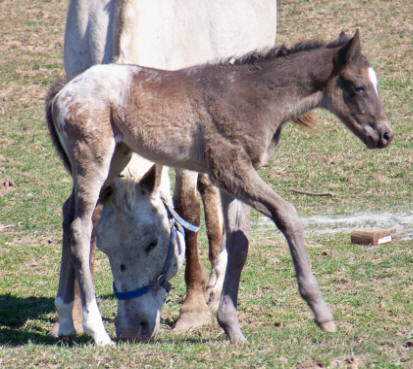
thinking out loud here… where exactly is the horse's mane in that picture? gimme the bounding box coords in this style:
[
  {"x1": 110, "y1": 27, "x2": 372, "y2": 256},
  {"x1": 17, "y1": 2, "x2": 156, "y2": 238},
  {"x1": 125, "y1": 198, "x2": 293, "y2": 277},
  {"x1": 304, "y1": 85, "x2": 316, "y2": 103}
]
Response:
[{"x1": 225, "y1": 32, "x2": 351, "y2": 66}]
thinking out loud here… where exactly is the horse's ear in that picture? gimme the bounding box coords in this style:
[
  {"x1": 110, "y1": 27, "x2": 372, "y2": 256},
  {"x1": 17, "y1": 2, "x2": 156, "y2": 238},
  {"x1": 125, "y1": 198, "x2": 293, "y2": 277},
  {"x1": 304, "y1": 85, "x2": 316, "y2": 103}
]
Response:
[
  {"x1": 139, "y1": 164, "x2": 162, "y2": 193},
  {"x1": 335, "y1": 29, "x2": 361, "y2": 71}
]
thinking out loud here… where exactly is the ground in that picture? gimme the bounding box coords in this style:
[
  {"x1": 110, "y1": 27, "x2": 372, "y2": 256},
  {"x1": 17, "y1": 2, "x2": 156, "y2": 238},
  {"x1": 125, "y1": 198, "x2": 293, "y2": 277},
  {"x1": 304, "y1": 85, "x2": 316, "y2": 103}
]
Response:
[{"x1": 0, "y1": 0, "x2": 412, "y2": 368}]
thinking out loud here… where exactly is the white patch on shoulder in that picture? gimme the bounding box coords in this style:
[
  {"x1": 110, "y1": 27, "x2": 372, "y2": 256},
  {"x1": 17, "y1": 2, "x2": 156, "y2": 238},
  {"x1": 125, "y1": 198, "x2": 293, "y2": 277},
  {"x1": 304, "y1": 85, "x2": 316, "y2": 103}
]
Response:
[{"x1": 368, "y1": 67, "x2": 378, "y2": 94}]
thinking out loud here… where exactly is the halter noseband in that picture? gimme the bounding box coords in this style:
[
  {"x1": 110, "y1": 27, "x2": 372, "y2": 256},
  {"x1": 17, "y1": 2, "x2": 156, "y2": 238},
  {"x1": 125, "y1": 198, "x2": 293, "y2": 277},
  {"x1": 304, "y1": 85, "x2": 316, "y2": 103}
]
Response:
[{"x1": 112, "y1": 194, "x2": 199, "y2": 300}]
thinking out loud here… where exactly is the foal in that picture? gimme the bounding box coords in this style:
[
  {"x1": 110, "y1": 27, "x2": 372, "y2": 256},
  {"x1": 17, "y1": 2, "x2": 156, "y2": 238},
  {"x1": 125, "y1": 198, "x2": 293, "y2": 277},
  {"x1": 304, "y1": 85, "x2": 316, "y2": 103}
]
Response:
[{"x1": 46, "y1": 30, "x2": 393, "y2": 345}]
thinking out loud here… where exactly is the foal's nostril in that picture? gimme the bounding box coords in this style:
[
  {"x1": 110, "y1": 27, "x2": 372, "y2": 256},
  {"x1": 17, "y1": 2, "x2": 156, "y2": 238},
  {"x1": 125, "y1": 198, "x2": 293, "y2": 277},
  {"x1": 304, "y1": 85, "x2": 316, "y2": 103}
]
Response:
[{"x1": 382, "y1": 129, "x2": 394, "y2": 146}]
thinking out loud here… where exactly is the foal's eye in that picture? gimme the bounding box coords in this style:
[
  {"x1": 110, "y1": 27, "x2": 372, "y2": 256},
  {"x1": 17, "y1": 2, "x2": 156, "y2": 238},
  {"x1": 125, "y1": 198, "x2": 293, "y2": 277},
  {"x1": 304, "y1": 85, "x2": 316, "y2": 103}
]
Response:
[
  {"x1": 354, "y1": 86, "x2": 365, "y2": 94},
  {"x1": 145, "y1": 239, "x2": 158, "y2": 253}
]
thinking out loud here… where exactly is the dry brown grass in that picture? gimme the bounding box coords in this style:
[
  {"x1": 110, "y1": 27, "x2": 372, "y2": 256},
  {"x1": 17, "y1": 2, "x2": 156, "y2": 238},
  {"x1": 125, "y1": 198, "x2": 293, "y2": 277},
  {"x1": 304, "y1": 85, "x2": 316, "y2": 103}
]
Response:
[{"x1": 1, "y1": 0, "x2": 412, "y2": 368}]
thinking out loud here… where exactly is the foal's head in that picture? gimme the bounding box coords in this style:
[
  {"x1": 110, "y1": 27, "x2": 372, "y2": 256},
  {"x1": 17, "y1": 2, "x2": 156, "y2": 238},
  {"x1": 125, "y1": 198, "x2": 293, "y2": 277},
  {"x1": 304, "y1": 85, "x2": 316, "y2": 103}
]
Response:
[{"x1": 324, "y1": 30, "x2": 393, "y2": 148}]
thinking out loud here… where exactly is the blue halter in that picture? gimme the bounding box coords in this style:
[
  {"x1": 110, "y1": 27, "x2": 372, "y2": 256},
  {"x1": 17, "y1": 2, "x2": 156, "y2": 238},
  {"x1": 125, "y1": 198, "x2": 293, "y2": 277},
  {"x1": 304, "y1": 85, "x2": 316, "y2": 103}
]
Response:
[{"x1": 112, "y1": 195, "x2": 199, "y2": 300}]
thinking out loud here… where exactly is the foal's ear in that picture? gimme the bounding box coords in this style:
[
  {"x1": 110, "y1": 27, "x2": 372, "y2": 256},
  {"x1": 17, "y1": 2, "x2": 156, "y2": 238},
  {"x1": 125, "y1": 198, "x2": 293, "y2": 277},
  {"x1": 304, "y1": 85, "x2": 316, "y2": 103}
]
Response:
[
  {"x1": 335, "y1": 29, "x2": 361, "y2": 71},
  {"x1": 139, "y1": 164, "x2": 162, "y2": 193},
  {"x1": 338, "y1": 31, "x2": 348, "y2": 42}
]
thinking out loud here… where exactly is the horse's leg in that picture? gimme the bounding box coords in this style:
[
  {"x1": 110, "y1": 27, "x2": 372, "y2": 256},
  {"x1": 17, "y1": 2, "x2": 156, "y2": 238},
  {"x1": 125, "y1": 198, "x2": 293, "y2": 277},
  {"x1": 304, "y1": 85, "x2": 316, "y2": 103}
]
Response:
[
  {"x1": 217, "y1": 193, "x2": 250, "y2": 343},
  {"x1": 173, "y1": 169, "x2": 211, "y2": 332},
  {"x1": 209, "y1": 152, "x2": 336, "y2": 343},
  {"x1": 197, "y1": 173, "x2": 225, "y2": 311}
]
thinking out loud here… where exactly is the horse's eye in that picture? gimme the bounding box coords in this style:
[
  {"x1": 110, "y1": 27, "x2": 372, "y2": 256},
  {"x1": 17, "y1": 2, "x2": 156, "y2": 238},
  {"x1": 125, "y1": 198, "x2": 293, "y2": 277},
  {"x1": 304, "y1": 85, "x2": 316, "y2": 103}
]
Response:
[
  {"x1": 145, "y1": 239, "x2": 158, "y2": 253},
  {"x1": 120, "y1": 264, "x2": 126, "y2": 272}
]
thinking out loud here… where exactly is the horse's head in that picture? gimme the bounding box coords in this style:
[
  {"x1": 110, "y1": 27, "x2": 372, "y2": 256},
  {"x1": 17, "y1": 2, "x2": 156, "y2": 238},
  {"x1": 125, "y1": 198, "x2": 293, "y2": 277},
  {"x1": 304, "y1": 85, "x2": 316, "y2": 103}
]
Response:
[
  {"x1": 96, "y1": 162, "x2": 185, "y2": 342},
  {"x1": 324, "y1": 30, "x2": 393, "y2": 148}
]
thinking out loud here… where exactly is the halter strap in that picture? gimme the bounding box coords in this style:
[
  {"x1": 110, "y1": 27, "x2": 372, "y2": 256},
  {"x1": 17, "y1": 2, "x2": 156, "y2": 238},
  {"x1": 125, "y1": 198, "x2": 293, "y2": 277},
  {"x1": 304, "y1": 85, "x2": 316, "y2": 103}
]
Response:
[{"x1": 113, "y1": 194, "x2": 199, "y2": 300}]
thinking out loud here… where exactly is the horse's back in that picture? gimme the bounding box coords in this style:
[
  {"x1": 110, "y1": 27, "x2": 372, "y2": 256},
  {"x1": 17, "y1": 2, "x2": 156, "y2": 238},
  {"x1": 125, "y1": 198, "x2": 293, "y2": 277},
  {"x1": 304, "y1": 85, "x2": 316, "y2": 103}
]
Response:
[
  {"x1": 115, "y1": 0, "x2": 277, "y2": 68},
  {"x1": 64, "y1": 0, "x2": 277, "y2": 78}
]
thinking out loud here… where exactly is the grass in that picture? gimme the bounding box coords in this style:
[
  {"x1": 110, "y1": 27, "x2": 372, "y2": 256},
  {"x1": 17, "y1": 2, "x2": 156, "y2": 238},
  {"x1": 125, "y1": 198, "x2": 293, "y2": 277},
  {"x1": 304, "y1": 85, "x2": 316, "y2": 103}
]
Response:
[{"x1": 0, "y1": 0, "x2": 412, "y2": 368}]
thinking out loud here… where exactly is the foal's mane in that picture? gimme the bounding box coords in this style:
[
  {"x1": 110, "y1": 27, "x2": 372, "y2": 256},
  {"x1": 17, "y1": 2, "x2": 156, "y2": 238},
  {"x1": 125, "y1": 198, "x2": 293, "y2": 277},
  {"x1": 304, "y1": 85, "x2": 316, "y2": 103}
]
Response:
[
  {"x1": 226, "y1": 33, "x2": 350, "y2": 66},
  {"x1": 216, "y1": 33, "x2": 351, "y2": 129}
]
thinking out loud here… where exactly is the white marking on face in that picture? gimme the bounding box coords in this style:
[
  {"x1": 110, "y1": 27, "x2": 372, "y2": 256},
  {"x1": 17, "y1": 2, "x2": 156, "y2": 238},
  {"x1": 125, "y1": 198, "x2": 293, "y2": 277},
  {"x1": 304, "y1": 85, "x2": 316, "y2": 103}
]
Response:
[{"x1": 368, "y1": 67, "x2": 378, "y2": 95}]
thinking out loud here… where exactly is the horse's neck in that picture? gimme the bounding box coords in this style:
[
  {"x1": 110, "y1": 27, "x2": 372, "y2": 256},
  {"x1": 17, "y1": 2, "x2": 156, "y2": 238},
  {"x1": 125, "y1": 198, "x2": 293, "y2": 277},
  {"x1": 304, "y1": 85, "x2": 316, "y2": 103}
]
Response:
[{"x1": 251, "y1": 48, "x2": 335, "y2": 123}]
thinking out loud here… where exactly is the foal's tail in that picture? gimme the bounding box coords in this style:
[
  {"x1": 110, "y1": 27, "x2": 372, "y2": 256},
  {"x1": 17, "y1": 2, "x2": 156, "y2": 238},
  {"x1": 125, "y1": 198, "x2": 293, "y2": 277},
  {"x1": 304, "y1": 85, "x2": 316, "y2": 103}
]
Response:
[
  {"x1": 45, "y1": 78, "x2": 72, "y2": 173},
  {"x1": 294, "y1": 112, "x2": 318, "y2": 128}
]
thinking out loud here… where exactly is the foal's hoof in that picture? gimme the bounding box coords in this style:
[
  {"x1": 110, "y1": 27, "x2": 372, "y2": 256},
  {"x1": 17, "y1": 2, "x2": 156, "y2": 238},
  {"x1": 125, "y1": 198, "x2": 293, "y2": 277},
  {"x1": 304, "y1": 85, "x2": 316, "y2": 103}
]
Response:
[
  {"x1": 318, "y1": 320, "x2": 337, "y2": 333},
  {"x1": 230, "y1": 333, "x2": 249, "y2": 345}
]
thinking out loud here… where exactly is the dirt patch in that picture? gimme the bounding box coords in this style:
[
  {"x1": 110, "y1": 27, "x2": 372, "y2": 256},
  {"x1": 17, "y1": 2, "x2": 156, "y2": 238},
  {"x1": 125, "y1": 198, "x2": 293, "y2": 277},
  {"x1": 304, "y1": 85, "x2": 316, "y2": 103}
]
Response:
[{"x1": 253, "y1": 212, "x2": 413, "y2": 240}]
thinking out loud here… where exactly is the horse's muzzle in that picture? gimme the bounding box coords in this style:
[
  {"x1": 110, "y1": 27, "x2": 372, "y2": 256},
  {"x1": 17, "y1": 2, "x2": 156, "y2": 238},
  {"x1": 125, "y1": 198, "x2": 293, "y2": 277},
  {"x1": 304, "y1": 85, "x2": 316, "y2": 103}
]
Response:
[{"x1": 116, "y1": 320, "x2": 153, "y2": 343}]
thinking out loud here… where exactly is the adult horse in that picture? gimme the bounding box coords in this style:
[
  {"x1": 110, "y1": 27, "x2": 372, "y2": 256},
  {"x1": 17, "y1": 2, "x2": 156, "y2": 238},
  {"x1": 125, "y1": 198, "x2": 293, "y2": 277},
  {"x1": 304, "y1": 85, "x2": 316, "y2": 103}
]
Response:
[
  {"x1": 47, "y1": 30, "x2": 393, "y2": 345},
  {"x1": 59, "y1": 0, "x2": 278, "y2": 343}
]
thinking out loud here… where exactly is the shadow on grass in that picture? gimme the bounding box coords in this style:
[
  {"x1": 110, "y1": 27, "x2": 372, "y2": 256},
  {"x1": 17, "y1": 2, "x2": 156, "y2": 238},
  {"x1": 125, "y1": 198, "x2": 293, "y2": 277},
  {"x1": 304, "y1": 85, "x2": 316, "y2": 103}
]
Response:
[
  {"x1": 0, "y1": 294, "x2": 96, "y2": 346},
  {"x1": 0, "y1": 294, "x2": 54, "y2": 328},
  {"x1": 0, "y1": 294, "x2": 220, "y2": 346}
]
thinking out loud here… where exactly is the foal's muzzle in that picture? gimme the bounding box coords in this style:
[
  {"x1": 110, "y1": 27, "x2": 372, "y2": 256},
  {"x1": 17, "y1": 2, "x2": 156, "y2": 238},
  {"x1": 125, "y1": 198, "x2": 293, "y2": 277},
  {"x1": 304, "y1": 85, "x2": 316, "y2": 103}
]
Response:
[{"x1": 364, "y1": 121, "x2": 394, "y2": 149}]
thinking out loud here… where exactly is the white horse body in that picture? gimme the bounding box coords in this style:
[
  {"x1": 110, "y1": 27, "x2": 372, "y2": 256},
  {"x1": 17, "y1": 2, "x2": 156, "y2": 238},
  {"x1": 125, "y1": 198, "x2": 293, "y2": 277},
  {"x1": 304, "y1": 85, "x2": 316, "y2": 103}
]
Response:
[
  {"x1": 64, "y1": 0, "x2": 277, "y2": 77},
  {"x1": 61, "y1": 0, "x2": 277, "y2": 345}
]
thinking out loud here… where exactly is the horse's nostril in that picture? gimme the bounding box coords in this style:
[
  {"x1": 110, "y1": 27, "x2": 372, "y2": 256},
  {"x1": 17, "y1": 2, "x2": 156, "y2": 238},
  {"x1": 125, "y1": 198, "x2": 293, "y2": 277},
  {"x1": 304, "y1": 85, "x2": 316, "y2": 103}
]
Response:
[{"x1": 140, "y1": 320, "x2": 149, "y2": 333}]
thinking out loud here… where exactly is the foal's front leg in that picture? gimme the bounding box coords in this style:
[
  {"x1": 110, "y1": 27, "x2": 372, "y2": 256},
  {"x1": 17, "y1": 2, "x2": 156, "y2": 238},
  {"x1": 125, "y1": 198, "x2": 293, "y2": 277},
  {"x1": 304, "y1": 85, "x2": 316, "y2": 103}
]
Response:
[
  {"x1": 197, "y1": 173, "x2": 225, "y2": 310},
  {"x1": 210, "y1": 154, "x2": 336, "y2": 342},
  {"x1": 216, "y1": 193, "x2": 250, "y2": 343}
]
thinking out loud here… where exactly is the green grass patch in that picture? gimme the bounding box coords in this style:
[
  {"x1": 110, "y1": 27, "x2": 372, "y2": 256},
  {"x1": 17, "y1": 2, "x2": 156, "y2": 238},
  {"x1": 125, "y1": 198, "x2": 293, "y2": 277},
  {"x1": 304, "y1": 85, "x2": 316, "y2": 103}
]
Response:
[{"x1": 1, "y1": 0, "x2": 412, "y2": 367}]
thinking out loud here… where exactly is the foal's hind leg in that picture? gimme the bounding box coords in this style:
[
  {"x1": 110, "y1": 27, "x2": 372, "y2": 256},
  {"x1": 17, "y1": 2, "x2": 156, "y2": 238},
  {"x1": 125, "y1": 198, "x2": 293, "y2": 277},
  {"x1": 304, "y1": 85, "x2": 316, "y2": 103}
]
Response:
[
  {"x1": 52, "y1": 202, "x2": 100, "y2": 337},
  {"x1": 60, "y1": 143, "x2": 131, "y2": 337},
  {"x1": 56, "y1": 153, "x2": 115, "y2": 345},
  {"x1": 69, "y1": 178, "x2": 112, "y2": 345},
  {"x1": 209, "y1": 153, "x2": 336, "y2": 342},
  {"x1": 71, "y1": 203, "x2": 101, "y2": 333}
]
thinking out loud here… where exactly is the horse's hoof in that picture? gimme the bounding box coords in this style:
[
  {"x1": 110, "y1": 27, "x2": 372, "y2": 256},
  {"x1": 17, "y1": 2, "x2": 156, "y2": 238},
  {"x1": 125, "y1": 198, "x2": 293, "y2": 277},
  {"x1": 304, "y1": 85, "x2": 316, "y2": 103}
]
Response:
[
  {"x1": 94, "y1": 334, "x2": 115, "y2": 346},
  {"x1": 318, "y1": 320, "x2": 337, "y2": 333},
  {"x1": 48, "y1": 322, "x2": 60, "y2": 338},
  {"x1": 205, "y1": 288, "x2": 221, "y2": 312},
  {"x1": 173, "y1": 309, "x2": 212, "y2": 332}
]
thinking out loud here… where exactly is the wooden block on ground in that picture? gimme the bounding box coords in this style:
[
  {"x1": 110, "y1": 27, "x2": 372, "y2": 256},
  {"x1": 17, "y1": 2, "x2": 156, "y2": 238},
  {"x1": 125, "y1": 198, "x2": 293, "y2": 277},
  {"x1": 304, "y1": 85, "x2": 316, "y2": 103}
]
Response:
[{"x1": 351, "y1": 229, "x2": 392, "y2": 246}]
